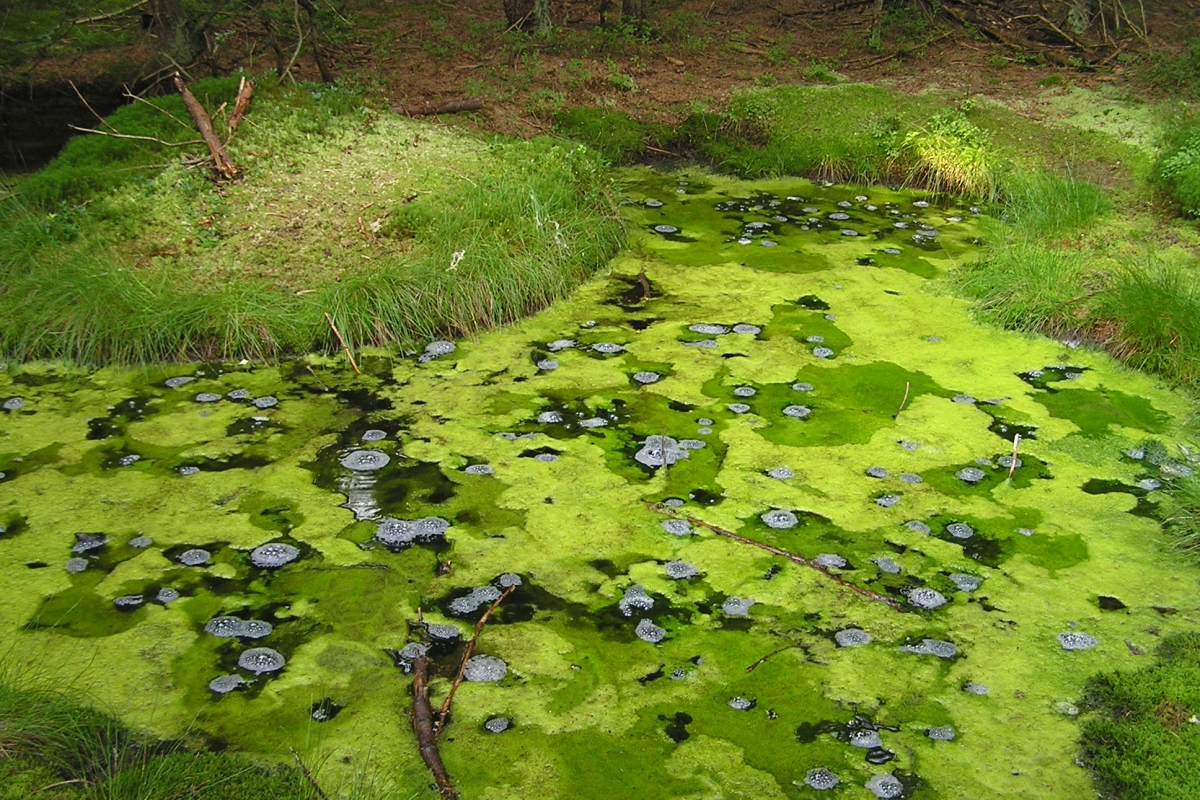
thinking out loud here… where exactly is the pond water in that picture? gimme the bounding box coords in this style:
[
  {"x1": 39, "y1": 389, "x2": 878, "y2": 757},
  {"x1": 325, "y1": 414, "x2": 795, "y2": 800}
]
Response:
[{"x1": 2, "y1": 169, "x2": 1197, "y2": 799}]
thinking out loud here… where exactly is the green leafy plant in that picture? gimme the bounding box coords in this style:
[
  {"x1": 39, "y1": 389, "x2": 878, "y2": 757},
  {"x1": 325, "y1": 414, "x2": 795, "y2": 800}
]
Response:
[
  {"x1": 605, "y1": 60, "x2": 637, "y2": 91},
  {"x1": 1157, "y1": 121, "x2": 1200, "y2": 216}
]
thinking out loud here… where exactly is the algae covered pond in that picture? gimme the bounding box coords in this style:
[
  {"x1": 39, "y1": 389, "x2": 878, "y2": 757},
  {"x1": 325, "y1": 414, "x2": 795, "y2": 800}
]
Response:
[{"x1": 2, "y1": 170, "x2": 1198, "y2": 799}]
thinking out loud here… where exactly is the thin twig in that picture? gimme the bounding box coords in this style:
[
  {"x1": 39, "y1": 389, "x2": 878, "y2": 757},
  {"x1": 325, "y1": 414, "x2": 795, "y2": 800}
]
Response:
[
  {"x1": 1006, "y1": 434, "x2": 1022, "y2": 481},
  {"x1": 435, "y1": 584, "x2": 516, "y2": 732},
  {"x1": 745, "y1": 642, "x2": 805, "y2": 673},
  {"x1": 288, "y1": 747, "x2": 331, "y2": 800},
  {"x1": 895, "y1": 381, "x2": 911, "y2": 418},
  {"x1": 32, "y1": 779, "x2": 87, "y2": 795},
  {"x1": 66, "y1": 124, "x2": 202, "y2": 147},
  {"x1": 281, "y1": 0, "x2": 306, "y2": 80},
  {"x1": 324, "y1": 312, "x2": 361, "y2": 374},
  {"x1": 69, "y1": 80, "x2": 117, "y2": 132},
  {"x1": 123, "y1": 87, "x2": 193, "y2": 130},
  {"x1": 74, "y1": 1, "x2": 145, "y2": 25},
  {"x1": 649, "y1": 504, "x2": 905, "y2": 611}
]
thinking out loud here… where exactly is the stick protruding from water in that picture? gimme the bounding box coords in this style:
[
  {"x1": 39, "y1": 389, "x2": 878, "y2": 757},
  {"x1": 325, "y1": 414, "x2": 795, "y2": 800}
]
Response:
[
  {"x1": 324, "y1": 312, "x2": 361, "y2": 374},
  {"x1": 1006, "y1": 434, "x2": 1022, "y2": 481},
  {"x1": 895, "y1": 381, "x2": 911, "y2": 418}
]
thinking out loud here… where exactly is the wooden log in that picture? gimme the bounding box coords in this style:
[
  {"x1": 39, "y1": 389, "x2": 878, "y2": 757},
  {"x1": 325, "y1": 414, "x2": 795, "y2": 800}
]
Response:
[
  {"x1": 173, "y1": 73, "x2": 237, "y2": 178},
  {"x1": 391, "y1": 98, "x2": 484, "y2": 117}
]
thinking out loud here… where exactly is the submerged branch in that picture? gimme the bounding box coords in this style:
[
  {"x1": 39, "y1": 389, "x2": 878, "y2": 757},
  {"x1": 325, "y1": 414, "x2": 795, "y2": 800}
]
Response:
[
  {"x1": 649, "y1": 504, "x2": 905, "y2": 611},
  {"x1": 435, "y1": 584, "x2": 515, "y2": 732},
  {"x1": 411, "y1": 651, "x2": 457, "y2": 800}
]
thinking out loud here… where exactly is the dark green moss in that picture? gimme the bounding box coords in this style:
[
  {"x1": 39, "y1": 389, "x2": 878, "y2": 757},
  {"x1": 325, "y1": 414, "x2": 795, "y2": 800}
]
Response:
[
  {"x1": 1081, "y1": 632, "x2": 1200, "y2": 800},
  {"x1": 553, "y1": 108, "x2": 671, "y2": 164}
]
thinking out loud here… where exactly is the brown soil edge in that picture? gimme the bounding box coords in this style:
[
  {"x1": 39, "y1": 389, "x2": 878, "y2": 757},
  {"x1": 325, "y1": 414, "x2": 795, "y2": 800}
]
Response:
[{"x1": 9, "y1": 2, "x2": 1197, "y2": 163}]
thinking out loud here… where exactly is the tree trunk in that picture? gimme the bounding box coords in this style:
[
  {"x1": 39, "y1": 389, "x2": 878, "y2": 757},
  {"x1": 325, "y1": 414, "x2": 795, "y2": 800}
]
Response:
[
  {"x1": 148, "y1": 0, "x2": 206, "y2": 66},
  {"x1": 504, "y1": 0, "x2": 536, "y2": 29},
  {"x1": 533, "y1": 0, "x2": 551, "y2": 32}
]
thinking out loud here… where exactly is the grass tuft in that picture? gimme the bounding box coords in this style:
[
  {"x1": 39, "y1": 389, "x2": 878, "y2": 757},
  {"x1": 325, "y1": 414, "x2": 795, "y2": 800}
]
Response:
[
  {"x1": 997, "y1": 169, "x2": 1111, "y2": 235},
  {"x1": 1159, "y1": 475, "x2": 1200, "y2": 558},
  {"x1": 952, "y1": 237, "x2": 1089, "y2": 334},
  {"x1": 1100, "y1": 261, "x2": 1200, "y2": 386}
]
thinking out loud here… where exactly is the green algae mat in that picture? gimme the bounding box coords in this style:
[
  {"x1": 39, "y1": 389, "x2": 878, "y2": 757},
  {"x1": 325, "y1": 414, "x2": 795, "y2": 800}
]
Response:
[{"x1": 2, "y1": 170, "x2": 1198, "y2": 799}]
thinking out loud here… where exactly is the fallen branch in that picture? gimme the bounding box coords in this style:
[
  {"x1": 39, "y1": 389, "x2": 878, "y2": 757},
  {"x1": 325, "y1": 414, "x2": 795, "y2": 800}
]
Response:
[
  {"x1": 649, "y1": 504, "x2": 905, "y2": 611},
  {"x1": 31, "y1": 779, "x2": 87, "y2": 796},
  {"x1": 411, "y1": 650, "x2": 457, "y2": 800},
  {"x1": 288, "y1": 747, "x2": 331, "y2": 800},
  {"x1": 435, "y1": 584, "x2": 516, "y2": 732},
  {"x1": 173, "y1": 73, "x2": 237, "y2": 178},
  {"x1": 942, "y1": 3, "x2": 1076, "y2": 67},
  {"x1": 324, "y1": 312, "x2": 361, "y2": 374},
  {"x1": 73, "y1": 0, "x2": 145, "y2": 25},
  {"x1": 391, "y1": 98, "x2": 484, "y2": 117}
]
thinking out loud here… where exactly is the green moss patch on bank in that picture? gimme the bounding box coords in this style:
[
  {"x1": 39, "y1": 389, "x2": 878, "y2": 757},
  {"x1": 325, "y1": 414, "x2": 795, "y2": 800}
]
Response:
[
  {"x1": 0, "y1": 680, "x2": 335, "y2": 799},
  {"x1": 1080, "y1": 632, "x2": 1200, "y2": 800},
  {"x1": 0, "y1": 77, "x2": 623, "y2": 364}
]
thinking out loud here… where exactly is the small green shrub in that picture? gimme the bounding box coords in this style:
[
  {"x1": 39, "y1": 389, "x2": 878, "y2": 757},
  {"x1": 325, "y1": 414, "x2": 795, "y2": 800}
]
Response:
[
  {"x1": 1080, "y1": 631, "x2": 1200, "y2": 800},
  {"x1": 1156, "y1": 114, "x2": 1200, "y2": 216},
  {"x1": 897, "y1": 109, "x2": 999, "y2": 198},
  {"x1": 553, "y1": 108, "x2": 654, "y2": 162}
]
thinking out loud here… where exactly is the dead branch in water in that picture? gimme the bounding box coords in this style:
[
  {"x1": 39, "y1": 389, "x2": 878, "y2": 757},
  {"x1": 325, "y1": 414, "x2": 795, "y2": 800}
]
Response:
[
  {"x1": 435, "y1": 584, "x2": 516, "y2": 733},
  {"x1": 648, "y1": 503, "x2": 905, "y2": 611},
  {"x1": 323, "y1": 312, "x2": 361, "y2": 374},
  {"x1": 411, "y1": 650, "x2": 457, "y2": 800}
]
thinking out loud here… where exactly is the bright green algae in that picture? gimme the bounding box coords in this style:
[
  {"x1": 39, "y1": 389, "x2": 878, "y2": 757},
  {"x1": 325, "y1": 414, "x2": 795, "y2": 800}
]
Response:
[{"x1": 1, "y1": 170, "x2": 1198, "y2": 799}]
